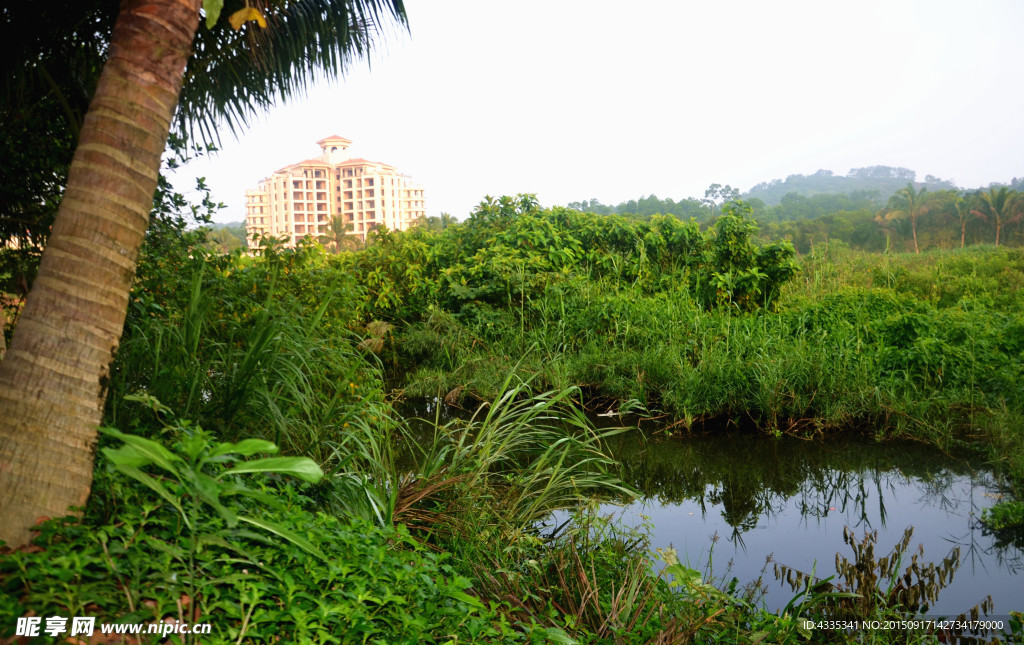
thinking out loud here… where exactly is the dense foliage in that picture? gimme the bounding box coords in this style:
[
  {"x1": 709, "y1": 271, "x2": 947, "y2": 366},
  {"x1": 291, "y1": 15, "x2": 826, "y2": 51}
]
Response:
[
  {"x1": 345, "y1": 195, "x2": 798, "y2": 322},
  {"x1": 333, "y1": 197, "x2": 1020, "y2": 451}
]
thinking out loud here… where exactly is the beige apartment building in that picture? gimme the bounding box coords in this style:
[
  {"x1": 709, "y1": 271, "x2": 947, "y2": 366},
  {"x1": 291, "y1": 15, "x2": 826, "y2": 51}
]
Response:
[{"x1": 244, "y1": 135, "x2": 426, "y2": 249}]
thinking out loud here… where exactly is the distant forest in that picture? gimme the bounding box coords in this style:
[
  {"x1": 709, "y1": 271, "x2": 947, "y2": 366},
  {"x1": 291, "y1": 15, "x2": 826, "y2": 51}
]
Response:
[
  {"x1": 204, "y1": 221, "x2": 248, "y2": 252},
  {"x1": 566, "y1": 165, "x2": 1024, "y2": 253}
]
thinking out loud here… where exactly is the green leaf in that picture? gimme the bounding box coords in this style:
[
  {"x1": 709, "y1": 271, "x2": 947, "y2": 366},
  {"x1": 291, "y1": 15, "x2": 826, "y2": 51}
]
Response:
[
  {"x1": 203, "y1": 0, "x2": 225, "y2": 29},
  {"x1": 223, "y1": 457, "x2": 323, "y2": 484},
  {"x1": 146, "y1": 535, "x2": 187, "y2": 560},
  {"x1": 122, "y1": 393, "x2": 174, "y2": 418},
  {"x1": 107, "y1": 463, "x2": 189, "y2": 529},
  {"x1": 195, "y1": 532, "x2": 233, "y2": 550},
  {"x1": 100, "y1": 427, "x2": 180, "y2": 473},
  {"x1": 102, "y1": 445, "x2": 151, "y2": 469},
  {"x1": 217, "y1": 481, "x2": 287, "y2": 510},
  {"x1": 211, "y1": 439, "x2": 279, "y2": 458},
  {"x1": 447, "y1": 589, "x2": 485, "y2": 611},
  {"x1": 238, "y1": 515, "x2": 326, "y2": 561},
  {"x1": 542, "y1": 627, "x2": 578, "y2": 645},
  {"x1": 193, "y1": 472, "x2": 238, "y2": 527},
  {"x1": 665, "y1": 563, "x2": 702, "y2": 588}
]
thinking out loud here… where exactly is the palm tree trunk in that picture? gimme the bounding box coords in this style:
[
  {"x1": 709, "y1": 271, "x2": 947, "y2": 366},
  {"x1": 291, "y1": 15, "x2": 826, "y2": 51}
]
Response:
[
  {"x1": 911, "y1": 215, "x2": 919, "y2": 253},
  {"x1": 995, "y1": 222, "x2": 1001, "y2": 247},
  {"x1": 960, "y1": 221, "x2": 965, "y2": 248},
  {"x1": 0, "y1": 0, "x2": 199, "y2": 548}
]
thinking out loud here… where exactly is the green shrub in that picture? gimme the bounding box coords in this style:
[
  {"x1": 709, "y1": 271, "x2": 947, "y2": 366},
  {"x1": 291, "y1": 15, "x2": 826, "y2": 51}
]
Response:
[
  {"x1": 981, "y1": 501, "x2": 1024, "y2": 531},
  {"x1": 0, "y1": 427, "x2": 532, "y2": 644}
]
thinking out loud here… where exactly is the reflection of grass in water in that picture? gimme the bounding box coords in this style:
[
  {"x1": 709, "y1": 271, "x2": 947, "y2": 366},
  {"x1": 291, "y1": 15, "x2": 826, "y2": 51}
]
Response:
[
  {"x1": 395, "y1": 404, "x2": 1021, "y2": 564},
  {"x1": 776, "y1": 527, "x2": 999, "y2": 640},
  {"x1": 607, "y1": 430, "x2": 992, "y2": 531}
]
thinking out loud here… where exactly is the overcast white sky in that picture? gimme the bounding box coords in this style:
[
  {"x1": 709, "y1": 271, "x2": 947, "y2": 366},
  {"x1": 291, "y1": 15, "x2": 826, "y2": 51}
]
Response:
[{"x1": 179, "y1": 0, "x2": 1024, "y2": 223}]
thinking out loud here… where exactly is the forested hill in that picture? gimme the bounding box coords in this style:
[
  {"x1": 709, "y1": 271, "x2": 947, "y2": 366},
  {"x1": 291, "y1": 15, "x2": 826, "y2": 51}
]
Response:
[
  {"x1": 563, "y1": 167, "x2": 1024, "y2": 252},
  {"x1": 567, "y1": 166, "x2": 1024, "y2": 218},
  {"x1": 745, "y1": 166, "x2": 960, "y2": 205}
]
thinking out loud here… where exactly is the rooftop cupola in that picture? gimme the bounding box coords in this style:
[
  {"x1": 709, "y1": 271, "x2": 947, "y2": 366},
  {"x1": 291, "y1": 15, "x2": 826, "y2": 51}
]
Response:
[{"x1": 317, "y1": 135, "x2": 353, "y2": 164}]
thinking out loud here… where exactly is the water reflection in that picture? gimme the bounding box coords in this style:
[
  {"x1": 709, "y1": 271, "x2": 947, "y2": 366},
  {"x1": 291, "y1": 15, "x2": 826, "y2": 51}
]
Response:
[
  {"x1": 394, "y1": 398, "x2": 1022, "y2": 616},
  {"x1": 580, "y1": 431, "x2": 1023, "y2": 615}
]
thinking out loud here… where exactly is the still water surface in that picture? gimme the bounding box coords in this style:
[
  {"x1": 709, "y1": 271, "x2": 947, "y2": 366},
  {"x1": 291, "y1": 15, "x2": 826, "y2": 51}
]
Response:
[
  {"x1": 398, "y1": 400, "x2": 1021, "y2": 616},
  {"x1": 559, "y1": 430, "x2": 1022, "y2": 616}
]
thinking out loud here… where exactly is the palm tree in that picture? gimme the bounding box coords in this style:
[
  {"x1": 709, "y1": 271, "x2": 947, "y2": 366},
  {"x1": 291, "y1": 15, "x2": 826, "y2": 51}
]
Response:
[
  {"x1": 413, "y1": 212, "x2": 458, "y2": 233},
  {"x1": 0, "y1": 0, "x2": 406, "y2": 548},
  {"x1": 884, "y1": 183, "x2": 928, "y2": 253},
  {"x1": 320, "y1": 215, "x2": 365, "y2": 253},
  {"x1": 973, "y1": 186, "x2": 1021, "y2": 247},
  {"x1": 951, "y1": 195, "x2": 975, "y2": 249}
]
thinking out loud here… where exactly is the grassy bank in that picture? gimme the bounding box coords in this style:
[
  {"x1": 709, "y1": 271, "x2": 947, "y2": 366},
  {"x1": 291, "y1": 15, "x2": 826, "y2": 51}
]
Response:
[{"x1": 352, "y1": 201, "x2": 1023, "y2": 489}]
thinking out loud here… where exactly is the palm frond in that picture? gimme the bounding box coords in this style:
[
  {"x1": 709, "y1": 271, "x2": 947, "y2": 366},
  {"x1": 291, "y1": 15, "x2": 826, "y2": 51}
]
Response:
[{"x1": 177, "y1": 0, "x2": 408, "y2": 144}]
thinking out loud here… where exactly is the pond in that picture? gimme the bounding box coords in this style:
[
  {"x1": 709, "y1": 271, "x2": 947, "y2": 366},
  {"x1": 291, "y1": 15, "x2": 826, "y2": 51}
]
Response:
[
  {"x1": 396, "y1": 399, "x2": 1022, "y2": 618},
  {"x1": 556, "y1": 428, "x2": 1022, "y2": 618}
]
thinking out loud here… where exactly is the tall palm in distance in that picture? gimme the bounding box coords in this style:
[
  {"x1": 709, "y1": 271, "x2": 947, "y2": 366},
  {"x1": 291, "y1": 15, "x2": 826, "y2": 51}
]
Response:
[
  {"x1": 884, "y1": 183, "x2": 929, "y2": 253},
  {"x1": 951, "y1": 195, "x2": 974, "y2": 249},
  {"x1": 973, "y1": 186, "x2": 1022, "y2": 247},
  {"x1": 414, "y1": 212, "x2": 457, "y2": 232}
]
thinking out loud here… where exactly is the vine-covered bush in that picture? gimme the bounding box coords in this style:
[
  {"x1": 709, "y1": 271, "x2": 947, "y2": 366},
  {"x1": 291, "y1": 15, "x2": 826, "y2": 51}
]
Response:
[{"x1": 344, "y1": 194, "x2": 799, "y2": 323}]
